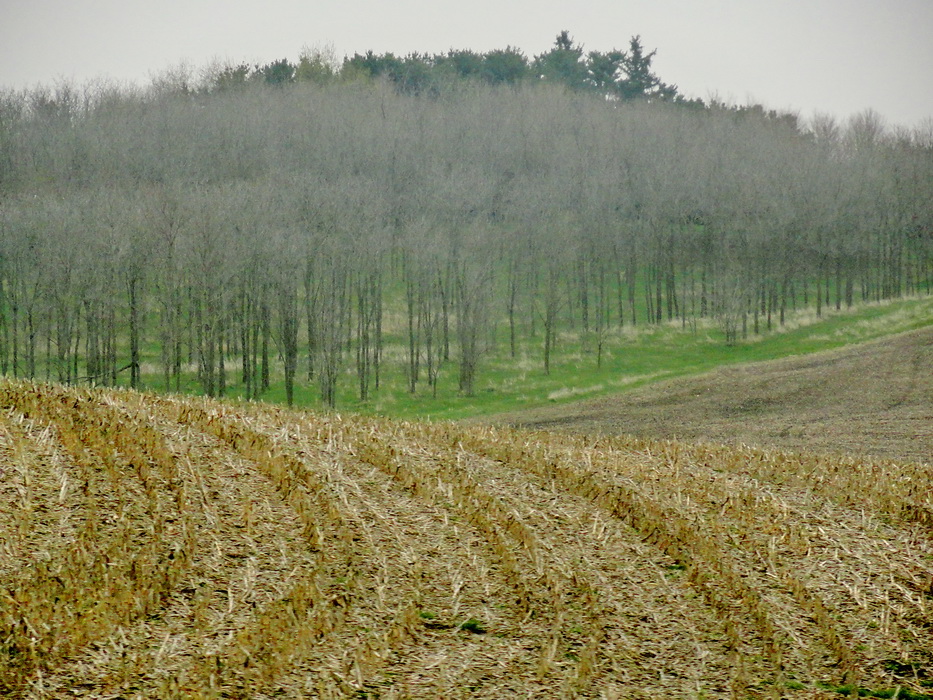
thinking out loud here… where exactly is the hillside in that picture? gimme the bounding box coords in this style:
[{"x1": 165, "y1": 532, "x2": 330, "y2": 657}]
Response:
[
  {"x1": 1, "y1": 380, "x2": 932, "y2": 698},
  {"x1": 491, "y1": 325, "x2": 933, "y2": 465}
]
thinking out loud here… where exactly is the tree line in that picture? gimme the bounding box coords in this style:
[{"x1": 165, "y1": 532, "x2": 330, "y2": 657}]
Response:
[
  {"x1": 0, "y1": 42, "x2": 930, "y2": 406},
  {"x1": 185, "y1": 31, "x2": 686, "y2": 103}
]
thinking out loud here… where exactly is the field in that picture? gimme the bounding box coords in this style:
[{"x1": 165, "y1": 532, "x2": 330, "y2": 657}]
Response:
[
  {"x1": 490, "y1": 325, "x2": 933, "y2": 465},
  {"x1": 1, "y1": 376, "x2": 932, "y2": 698}
]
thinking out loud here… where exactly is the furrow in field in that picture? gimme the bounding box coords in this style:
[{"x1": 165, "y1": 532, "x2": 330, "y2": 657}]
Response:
[
  {"x1": 357, "y1": 419, "x2": 740, "y2": 698},
  {"x1": 625, "y1": 440, "x2": 933, "y2": 689},
  {"x1": 241, "y1": 404, "x2": 573, "y2": 697},
  {"x1": 623, "y1": 437, "x2": 933, "y2": 537},
  {"x1": 414, "y1": 424, "x2": 739, "y2": 697},
  {"x1": 470, "y1": 426, "x2": 933, "y2": 696},
  {"x1": 0, "y1": 409, "x2": 83, "y2": 584},
  {"x1": 4, "y1": 380, "x2": 928, "y2": 698},
  {"x1": 0, "y1": 383, "x2": 192, "y2": 695},
  {"x1": 435, "y1": 423, "x2": 811, "y2": 697},
  {"x1": 37, "y1": 393, "x2": 324, "y2": 697},
  {"x1": 141, "y1": 396, "x2": 383, "y2": 696},
  {"x1": 158, "y1": 397, "x2": 528, "y2": 696}
]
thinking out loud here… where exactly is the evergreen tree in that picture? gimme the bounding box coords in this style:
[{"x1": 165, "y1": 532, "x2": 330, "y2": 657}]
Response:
[
  {"x1": 534, "y1": 31, "x2": 588, "y2": 91},
  {"x1": 615, "y1": 35, "x2": 679, "y2": 101},
  {"x1": 260, "y1": 59, "x2": 297, "y2": 86},
  {"x1": 481, "y1": 47, "x2": 529, "y2": 85},
  {"x1": 586, "y1": 49, "x2": 625, "y2": 94}
]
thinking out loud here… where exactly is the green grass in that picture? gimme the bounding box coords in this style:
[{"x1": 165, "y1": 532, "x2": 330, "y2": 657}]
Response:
[
  {"x1": 457, "y1": 618, "x2": 487, "y2": 634},
  {"x1": 90, "y1": 294, "x2": 933, "y2": 421},
  {"x1": 352, "y1": 295, "x2": 933, "y2": 421}
]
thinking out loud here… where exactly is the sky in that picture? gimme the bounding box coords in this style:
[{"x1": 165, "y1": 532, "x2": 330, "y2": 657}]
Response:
[{"x1": 1, "y1": 0, "x2": 931, "y2": 128}]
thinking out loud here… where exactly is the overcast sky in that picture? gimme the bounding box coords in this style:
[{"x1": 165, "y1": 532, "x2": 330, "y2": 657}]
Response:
[{"x1": 1, "y1": 0, "x2": 931, "y2": 128}]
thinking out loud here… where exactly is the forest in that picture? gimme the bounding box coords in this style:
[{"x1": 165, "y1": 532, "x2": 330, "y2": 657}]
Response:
[{"x1": 0, "y1": 34, "x2": 930, "y2": 407}]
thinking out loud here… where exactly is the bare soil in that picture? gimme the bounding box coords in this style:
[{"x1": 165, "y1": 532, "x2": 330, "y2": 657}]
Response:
[{"x1": 488, "y1": 326, "x2": 933, "y2": 465}]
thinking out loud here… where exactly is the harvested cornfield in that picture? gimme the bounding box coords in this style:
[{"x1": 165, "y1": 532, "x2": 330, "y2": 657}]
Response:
[{"x1": 1, "y1": 380, "x2": 931, "y2": 699}]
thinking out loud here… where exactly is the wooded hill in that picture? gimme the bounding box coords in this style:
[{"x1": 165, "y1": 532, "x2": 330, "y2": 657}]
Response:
[{"x1": 0, "y1": 37, "x2": 930, "y2": 408}]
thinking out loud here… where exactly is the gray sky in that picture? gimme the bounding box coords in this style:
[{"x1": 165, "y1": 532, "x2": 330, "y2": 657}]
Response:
[{"x1": 2, "y1": 0, "x2": 931, "y2": 128}]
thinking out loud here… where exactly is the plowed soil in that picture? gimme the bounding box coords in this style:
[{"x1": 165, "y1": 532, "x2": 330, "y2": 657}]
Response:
[
  {"x1": 490, "y1": 326, "x2": 933, "y2": 465},
  {"x1": 1, "y1": 371, "x2": 931, "y2": 698}
]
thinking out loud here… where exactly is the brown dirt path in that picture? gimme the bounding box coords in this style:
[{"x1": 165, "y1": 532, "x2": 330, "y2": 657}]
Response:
[{"x1": 486, "y1": 326, "x2": 933, "y2": 464}]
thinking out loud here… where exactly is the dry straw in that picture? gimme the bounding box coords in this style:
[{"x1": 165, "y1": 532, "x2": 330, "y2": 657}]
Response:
[{"x1": 2, "y1": 380, "x2": 930, "y2": 697}]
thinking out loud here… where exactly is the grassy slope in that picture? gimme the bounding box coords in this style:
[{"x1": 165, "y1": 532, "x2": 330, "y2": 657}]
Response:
[
  {"x1": 157, "y1": 295, "x2": 932, "y2": 424},
  {"x1": 358, "y1": 295, "x2": 933, "y2": 421}
]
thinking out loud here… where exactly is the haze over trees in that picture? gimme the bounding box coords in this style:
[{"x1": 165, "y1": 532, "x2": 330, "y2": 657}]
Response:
[{"x1": 0, "y1": 33, "x2": 930, "y2": 406}]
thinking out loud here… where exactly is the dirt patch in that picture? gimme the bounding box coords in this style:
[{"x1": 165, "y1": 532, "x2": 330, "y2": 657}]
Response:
[{"x1": 485, "y1": 326, "x2": 933, "y2": 464}]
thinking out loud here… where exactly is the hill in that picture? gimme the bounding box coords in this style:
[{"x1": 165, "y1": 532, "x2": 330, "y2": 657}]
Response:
[
  {"x1": 1, "y1": 380, "x2": 931, "y2": 698},
  {"x1": 489, "y1": 325, "x2": 933, "y2": 465}
]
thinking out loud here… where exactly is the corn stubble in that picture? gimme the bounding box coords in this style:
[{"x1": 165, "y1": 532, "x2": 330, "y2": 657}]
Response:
[{"x1": 1, "y1": 380, "x2": 931, "y2": 698}]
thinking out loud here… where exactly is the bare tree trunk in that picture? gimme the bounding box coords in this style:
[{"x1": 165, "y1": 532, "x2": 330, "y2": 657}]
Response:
[
  {"x1": 260, "y1": 287, "x2": 270, "y2": 392},
  {"x1": 405, "y1": 275, "x2": 419, "y2": 393},
  {"x1": 304, "y1": 260, "x2": 318, "y2": 383},
  {"x1": 542, "y1": 264, "x2": 562, "y2": 375},
  {"x1": 0, "y1": 279, "x2": 8, "y2": 376},
  {"x1": 507, "y1": 259, "x2": 518, "y2": 358},
  {"x1": 129, "y1": 276, "x2": 141, "y2": 389},
  {"x1": 280, "y1": 282, "x2": 299, "y2": 406},
  {"x1": 217, "y1": 306, "x2": 226, "y2": 397}
]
